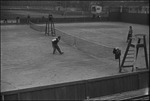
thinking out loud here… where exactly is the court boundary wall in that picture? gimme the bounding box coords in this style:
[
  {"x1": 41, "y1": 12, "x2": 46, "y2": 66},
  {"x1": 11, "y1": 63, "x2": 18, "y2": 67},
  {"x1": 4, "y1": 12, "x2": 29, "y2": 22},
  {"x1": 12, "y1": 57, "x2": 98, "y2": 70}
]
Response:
[
  {"x1": 109, "y1": 12, "x2": 149, "y2": 25},
  {"x1": 1, "y1": 70, "x2": 149, "y2": 100},
  {"x1": 1, "y1": 13, "x2": 149, "y2": 25}
]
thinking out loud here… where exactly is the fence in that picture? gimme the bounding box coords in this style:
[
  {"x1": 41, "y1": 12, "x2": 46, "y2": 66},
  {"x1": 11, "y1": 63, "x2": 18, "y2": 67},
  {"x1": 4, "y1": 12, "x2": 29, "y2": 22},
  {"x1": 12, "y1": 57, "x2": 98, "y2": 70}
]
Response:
[{"x1": 1, "y1": 70, "x2": 149, "y2": 100}]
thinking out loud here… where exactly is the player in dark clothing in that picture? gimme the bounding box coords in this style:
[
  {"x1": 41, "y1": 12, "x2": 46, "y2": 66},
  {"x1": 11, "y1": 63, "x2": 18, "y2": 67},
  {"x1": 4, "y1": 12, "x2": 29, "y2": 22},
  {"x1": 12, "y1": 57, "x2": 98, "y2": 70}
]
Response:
[
  {"x1": 52, "y1": 36, "x2": 64, "y2": 55},
  {"x1": 126, "y1": 26, "x2": 133, "y2": 42}
]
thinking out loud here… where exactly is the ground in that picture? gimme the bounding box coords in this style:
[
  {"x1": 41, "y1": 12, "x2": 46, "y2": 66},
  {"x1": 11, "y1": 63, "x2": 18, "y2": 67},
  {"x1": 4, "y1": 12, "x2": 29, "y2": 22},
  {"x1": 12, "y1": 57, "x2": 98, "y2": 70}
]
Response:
[{"x1": 1, "y1": 22, "x2": 149, "y2": 92}]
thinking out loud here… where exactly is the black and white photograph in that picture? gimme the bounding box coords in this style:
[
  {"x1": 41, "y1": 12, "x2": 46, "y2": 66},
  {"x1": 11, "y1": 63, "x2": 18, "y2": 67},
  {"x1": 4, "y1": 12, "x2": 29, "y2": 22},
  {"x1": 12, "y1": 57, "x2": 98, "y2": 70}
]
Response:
[{"x1": 1, "y1": 0, "x2": 149, "y2": 100}]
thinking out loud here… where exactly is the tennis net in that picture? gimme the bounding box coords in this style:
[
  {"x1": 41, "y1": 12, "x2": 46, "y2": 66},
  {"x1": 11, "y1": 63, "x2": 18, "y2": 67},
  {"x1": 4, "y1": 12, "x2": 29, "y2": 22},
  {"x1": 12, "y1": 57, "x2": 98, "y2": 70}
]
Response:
[
  {"x1": 29, "y1": 21, "x2": 45, "y2": 32},
  {"x1": 55, "y1": 29, "x2": 114, "y2": 59}
]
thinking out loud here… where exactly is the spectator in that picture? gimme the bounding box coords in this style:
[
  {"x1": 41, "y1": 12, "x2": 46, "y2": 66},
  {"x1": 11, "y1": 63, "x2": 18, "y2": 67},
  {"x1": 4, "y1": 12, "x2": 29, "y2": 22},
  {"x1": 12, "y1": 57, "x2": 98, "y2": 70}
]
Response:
[
  {"x1": 16, "y1": 17, "x2": 20, "y2": 23},
  {"x1": 27, "y1": 15, "x2": 30, "y2": 23},
  {"x1": 4, "y1": 19, "x2": 7, "y2": 23}
]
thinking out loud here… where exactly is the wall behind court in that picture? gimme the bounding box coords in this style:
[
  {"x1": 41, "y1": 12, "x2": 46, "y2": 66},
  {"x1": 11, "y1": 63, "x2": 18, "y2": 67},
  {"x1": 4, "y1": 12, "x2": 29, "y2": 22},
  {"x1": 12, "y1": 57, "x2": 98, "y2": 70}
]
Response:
[
  {"x1": 1, "y1": 12, "x2": 149, "y2": 25},
  {"x1": 109, "y1": 12, "x2": 149, "y2": 25},
  {"x1": 120, "y1": 13, "x2": 149, "y2": 25},
  {"x1": 16, "y1": 12, "x2": 150, "y2": 25}
]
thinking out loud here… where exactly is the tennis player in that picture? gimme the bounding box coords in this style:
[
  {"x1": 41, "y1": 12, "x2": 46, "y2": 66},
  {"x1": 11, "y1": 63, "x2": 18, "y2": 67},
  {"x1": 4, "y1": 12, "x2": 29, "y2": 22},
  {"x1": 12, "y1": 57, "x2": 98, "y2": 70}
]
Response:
[
  {"x1": 52, "y1": 36, "x2": 64, "y2": 55},
  {"x1": 126, "y1": 26, "x2": 133, "y2": 42}
]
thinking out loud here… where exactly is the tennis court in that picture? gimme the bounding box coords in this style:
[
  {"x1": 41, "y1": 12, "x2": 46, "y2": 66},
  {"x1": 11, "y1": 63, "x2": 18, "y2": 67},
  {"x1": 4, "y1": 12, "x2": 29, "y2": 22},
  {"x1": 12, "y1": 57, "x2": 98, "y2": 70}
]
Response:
[
  {"x1": 55, "y1": 22, "x2": 149, "y2": 67},
  {"x1": 1, "y1": 22, "x2": 149, "y2": 92}
]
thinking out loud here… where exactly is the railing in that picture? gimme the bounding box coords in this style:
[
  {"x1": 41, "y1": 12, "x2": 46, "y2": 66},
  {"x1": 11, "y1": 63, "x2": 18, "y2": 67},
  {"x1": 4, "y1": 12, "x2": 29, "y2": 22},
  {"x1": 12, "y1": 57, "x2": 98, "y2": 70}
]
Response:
[
  {"x1": 87, "y1": 88, "x2": 149, "y2": 100},
  {"x1": 1, "y1": 70, "x2": 149, "y2": 100}
]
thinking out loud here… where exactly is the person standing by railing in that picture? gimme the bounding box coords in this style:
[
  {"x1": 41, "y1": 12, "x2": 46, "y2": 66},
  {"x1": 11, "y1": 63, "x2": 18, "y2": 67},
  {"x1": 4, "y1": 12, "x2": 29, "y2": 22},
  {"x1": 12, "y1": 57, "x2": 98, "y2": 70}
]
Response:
[
  {"x1": 16, "y1": 17, "x2": 20, "y2": 24},
  {"x1": 27, "y1": 15, "x2": 30, "y2": 24},
  {"x1": 4, "y1": 19, "x2": 7, "y2": 23}
]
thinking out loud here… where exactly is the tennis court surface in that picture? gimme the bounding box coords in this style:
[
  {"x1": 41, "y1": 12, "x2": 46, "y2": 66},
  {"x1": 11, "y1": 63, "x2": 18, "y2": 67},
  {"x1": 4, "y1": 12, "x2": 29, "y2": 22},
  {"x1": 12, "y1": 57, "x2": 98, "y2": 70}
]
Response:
[{"x1": 1, "y1": 22, "x2": 149, "y2": 92}]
